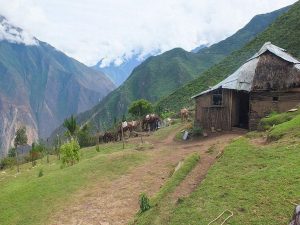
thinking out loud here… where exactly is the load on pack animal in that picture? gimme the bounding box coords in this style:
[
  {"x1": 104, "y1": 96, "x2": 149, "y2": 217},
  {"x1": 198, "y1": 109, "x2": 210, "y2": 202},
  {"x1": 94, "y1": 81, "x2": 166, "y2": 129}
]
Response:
[
  {"x1": 142, "y1": 114, "x2": 160, "y2": 131},
  {"x1": 117, "y1": 120, "x2": 140, "y2": 140}
]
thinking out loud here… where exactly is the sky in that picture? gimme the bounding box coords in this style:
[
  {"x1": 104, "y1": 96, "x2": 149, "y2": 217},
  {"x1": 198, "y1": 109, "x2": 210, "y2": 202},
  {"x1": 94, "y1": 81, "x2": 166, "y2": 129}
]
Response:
[{"x1": 0, "y1": 0, "x2": 297, "y2": 66}]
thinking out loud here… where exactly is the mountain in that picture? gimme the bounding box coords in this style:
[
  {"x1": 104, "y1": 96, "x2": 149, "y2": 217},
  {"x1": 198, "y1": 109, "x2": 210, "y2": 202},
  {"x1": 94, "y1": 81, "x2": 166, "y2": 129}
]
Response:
[
  {"x1": 156, "y1": 1, "x2": 300, "y2": 113},
  {"x1": 0, "y1": 16, "x2": 115, "y2": 156},
  {"x1": 190, "y1": 44, "x2": 207, "y2": 53},
  {"x1": 55, "y1": 5, "x2": 291, "y2": 136},
  {"x1": 92, "y1": 54, "x2": 148, "y2": 86}
]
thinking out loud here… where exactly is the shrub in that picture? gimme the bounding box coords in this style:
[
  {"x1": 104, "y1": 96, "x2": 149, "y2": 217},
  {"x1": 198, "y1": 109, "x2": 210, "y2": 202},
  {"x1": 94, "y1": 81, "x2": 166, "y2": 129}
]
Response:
[
  {"x1": 95, "y1": 145, "x2": 100, "y2": 152},
  {"x1": 192, "y1": 126, "x2": 203, "y2": 137},
  {"x1": 160, "y1": 111, "x2": 176, "y2": 120},
  {"x1": 38, "y1": 169, "x2": 43, "y2": 177},
  {"x1": 0, "y1": 157, "x2": 16, "y2": 170},
  {"x1": 139, "y1": 193, "x2": 151, "y2": 213},
  {"x1": 60, "y1": 139, "x2": 80, "y2": 167}
]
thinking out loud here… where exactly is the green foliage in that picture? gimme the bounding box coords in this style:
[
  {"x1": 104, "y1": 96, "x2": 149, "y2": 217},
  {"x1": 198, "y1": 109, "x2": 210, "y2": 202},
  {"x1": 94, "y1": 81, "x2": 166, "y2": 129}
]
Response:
[
  {"x1": 267, "y1": 113, "x2": 300, "y2": 141},
  {"x1": 128, "y1": 99, "x2": 153, "y2": 118},
  {"x1": 139, "y1": 193, "x2": 151, "y2": 213},
  {"x1": 192, "y1": 126, "x2": 203, "y2": 137},
  {"x1": 159, "y1": 111, "x2": 176, "y2": 120},
  {"x1": 63, "y1": 115, "x2": 78, "y2": 138},
  {"x1": 0, "y1": 142, "x2": 147, "y2": 225},
  {"x1": 134, "y1": 153, "x2": 200, "y2": 224},
  {"x1": 156, "y1": 2, "x2": 300, "y2": 112},
  {"x1": 259, "y1": 110, "x2": 300, "y2": 130},
  {"x1": 38, "y1": 169, "x2": 43, "y2": 177},
  {"x1": 14, "y1": 126, "x2": 28, "y2": 147},
  {"x1": 30, "y1": 143, "x2": 41, "y2": 165},
  {"x1": 8, "y1": 148, "x2": 16, "y2": 158},
  {"x1": 95, "y1": 145, "x2": 100, "y2": 152},
  {"x1": 0, "y1": 157, "x2": 16, "y2": 170},
  {"x1": 168, "y1": 136, "x2": 300, "y2": 225},
  {"x1": 60, "y1": 139, "x2": 80, "y2": 167},
  {"x1": 78, "y1": 123, "x2": 95, "y2": 147}
]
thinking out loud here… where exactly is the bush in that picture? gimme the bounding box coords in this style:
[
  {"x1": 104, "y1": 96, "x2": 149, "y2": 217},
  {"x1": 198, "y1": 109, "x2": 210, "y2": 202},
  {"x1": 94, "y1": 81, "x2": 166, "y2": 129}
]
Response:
[
  {"x1": 60, "y1": 139, "x2": 80, "y2": 167},
  {"x1": 192, "y1": 126, "x2": 203, "y2": 137},
  {"x1": 95, "y1": 145, "x2": 100, "y2": 152},
  {"x1": 0, "y1": 157, "x2": 16, "y2": 170},
  {"x1": 160, "y1": 111, "x2": 176, "y2": 119},
  {"x1": 139, "y1": 193, "x2": 151, "y2": 213},
  {"x1": 38, "y1": 169, "x2": 43, "y2": 177}
]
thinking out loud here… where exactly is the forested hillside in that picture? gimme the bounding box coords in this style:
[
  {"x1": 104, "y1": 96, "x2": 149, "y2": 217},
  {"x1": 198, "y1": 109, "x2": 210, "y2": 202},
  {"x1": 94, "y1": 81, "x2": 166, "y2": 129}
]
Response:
[
  {"x1": 68, "y1": 6, "x2": 289, "y2": 133},
  {"x1": 156, "y1": 1, "x2": 300, "y2": 112}
]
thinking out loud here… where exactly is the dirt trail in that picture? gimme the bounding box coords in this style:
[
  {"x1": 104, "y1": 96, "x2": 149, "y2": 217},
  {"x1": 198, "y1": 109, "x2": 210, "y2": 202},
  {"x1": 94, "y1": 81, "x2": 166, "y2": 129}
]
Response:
[{"x1": 50, "y1": 126, "x2": 245, "y2": 225}]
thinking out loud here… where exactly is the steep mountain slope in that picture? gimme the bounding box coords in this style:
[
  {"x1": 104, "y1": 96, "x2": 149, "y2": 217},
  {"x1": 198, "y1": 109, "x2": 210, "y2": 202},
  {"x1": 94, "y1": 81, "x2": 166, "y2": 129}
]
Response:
[
  {"x1": 67, "y1": 6, "x2": 290, "y2": 133},
  {"x1": 0, "y1": 17, "x2": 115, "y2": 156},
  {"x1": 156, "y1": 1, "x2": 300, "y2": 112},
  {"x1": 92, "y1": 55, "x2": 148, "y2": 86}
]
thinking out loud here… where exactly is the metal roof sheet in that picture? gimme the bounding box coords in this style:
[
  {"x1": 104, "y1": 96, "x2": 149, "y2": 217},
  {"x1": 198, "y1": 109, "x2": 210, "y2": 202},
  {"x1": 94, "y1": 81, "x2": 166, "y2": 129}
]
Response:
[{"x1": 248, "y1": 42, "x2": 300, "y2": 64}]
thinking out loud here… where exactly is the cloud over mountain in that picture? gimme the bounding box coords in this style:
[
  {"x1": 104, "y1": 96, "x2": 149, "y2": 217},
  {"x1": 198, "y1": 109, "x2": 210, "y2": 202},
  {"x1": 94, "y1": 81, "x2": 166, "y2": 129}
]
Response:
[{"x1": 0, "y1": 0, "x2": 297, "y2": 65}]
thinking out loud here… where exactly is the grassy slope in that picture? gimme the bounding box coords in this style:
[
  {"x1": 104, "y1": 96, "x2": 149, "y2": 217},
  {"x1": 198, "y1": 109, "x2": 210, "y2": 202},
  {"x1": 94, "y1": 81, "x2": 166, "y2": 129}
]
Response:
[
  {"x1": 70, "y1": 7, "x2": 288, "y2": 133},
  {"x1": 168, "y1": 112, "x2": 300, "y2": 225},
  {"x1": 155, "y1": 1, "x2": 300, "y2": 112},
  {"x1": 133, "y1": 153, "x2": 200, "y2": 225},
  {"x1": 0, "y1": 143, "x2": 147, "y2": 225},
  {"x1": 169, "y1": 138, "x2": 299, "y2": 225}
]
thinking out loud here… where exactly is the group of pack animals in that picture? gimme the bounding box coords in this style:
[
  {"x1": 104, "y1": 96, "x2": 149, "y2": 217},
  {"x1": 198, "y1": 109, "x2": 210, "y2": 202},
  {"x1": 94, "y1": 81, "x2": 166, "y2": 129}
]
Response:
[{"x1": 99, "y1": 108, "x2": 190, "y2": 143}]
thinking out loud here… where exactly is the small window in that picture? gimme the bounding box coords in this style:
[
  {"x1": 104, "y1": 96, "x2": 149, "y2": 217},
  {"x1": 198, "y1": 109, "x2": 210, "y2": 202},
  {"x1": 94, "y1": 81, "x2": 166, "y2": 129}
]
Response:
[
  {"x1": 273, "y1": 96, "x2": 279, "y2": 101},
  {"x1": 212, "y1": 89, "x2": 222, "y2": 106}
]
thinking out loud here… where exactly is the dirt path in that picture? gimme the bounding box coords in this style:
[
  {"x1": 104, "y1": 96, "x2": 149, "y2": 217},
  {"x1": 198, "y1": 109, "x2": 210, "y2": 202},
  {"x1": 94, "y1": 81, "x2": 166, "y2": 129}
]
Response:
[{"x1": 50, "y1": 126, "x2": 245, "y2": 225}]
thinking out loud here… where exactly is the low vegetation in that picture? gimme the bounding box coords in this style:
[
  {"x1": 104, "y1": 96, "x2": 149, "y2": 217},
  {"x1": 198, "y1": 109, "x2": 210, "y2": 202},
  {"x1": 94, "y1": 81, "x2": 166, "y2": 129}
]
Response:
[
  {"x1": 0, "y1": 143, "x2": 147, "y2": 225},
  {"x1": 259, "y1": 110, "x2": 300, "y2": 130},
  {"x1": 166, "y1": 110, "x2": 300, "y2": 225},
  {"x1": 267, "y1": 113, "x2": 300, "y2": 141},
  {"x1": 133, "y1": 152, "x2": 200, "y2": 225},
  {"x1": 131, "y1": 110, "x2": 300, "y2": 225}
]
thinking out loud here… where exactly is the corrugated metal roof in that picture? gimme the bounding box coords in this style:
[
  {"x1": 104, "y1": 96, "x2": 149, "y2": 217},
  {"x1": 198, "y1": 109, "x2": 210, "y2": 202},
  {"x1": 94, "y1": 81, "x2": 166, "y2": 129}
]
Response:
[
  {"x1": 192, "y1": 42, "x2": 300, "y2": 99},
  {"x1": 248, "y1": 42, "x2": 300, "y2": 64}
]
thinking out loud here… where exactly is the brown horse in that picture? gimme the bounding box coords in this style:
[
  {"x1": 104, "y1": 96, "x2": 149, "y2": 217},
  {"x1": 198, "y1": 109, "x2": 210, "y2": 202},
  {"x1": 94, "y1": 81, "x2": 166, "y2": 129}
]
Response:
[
  {"x1": 142, "y1": 114, "x2": 160, "y2": 131},
  {"x1": 103, "y1": 132, "x2": 117, "y2": 143},
  {"x1": 180, "y1": 108, "x2": 189, "y2": 122},
  {"x1": 117, "y1": 120, "x2": 140, "y2": 140}
]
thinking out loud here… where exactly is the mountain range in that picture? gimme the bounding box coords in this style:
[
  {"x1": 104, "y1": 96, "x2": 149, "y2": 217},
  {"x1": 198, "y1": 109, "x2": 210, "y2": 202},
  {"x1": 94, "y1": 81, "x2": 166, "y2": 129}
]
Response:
[
  {"x1": 66, "y1": 5, "x2": 290, "y2": 134},
  {"x1": 156, "y1": 1, "x2": 300, "y2": 113},
  {"x1": 92, "y1": 55, "x2": 147, "y2": 86},
  {"x1": 0, "y1": 16, "x2": 115, "y2": 156}
]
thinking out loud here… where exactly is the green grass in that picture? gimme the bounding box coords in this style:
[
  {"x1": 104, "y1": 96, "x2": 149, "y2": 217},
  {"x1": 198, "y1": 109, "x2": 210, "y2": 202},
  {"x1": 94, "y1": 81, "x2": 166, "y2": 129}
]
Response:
[
  {"x1": 259, "y1": 110, "x2": 300, "y2": 130},
  {"x1": 151, "y1": 122, "x2": 182, "y2": 141},
  {"x1": 268, "y1": 113, "x2": 300, "y2": 141},
  {"x1": 133, "y1": 152, "x2": 200, "y2": 225},
  {"x1": 168, "y1": 137, "x2": 300, "y2": 225},
  {"x1": 0, "y1": 144, "x2": 147, "y2": 225}
]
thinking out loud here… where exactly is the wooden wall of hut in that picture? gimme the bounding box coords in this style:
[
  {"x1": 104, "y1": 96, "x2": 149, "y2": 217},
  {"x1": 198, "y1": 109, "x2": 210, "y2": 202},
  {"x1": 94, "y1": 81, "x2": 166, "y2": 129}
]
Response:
[
  {"x1": 195, "y1": 89, "x2": 237, "y2": 131},
  {"x1": 249, "y1": 90, "x2": 300, "y2": 130}
]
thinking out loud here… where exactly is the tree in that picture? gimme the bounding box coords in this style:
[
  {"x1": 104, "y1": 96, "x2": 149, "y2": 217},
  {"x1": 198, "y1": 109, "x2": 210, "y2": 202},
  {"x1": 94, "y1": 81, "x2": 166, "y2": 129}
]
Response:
[
  {"x1": 63, "y1": 115, "x2": 78, "y2": 138},
  {"x1": 78, "y1": 123, "x2": 93, "y2": 147},
  {"x1": 60, "y1": 139, "x2": 80, "y2": 167},
  {"x1": 128, "y1": 99, "x2": 153, "y2": 118},
  {"x1": 14, "y1": 126, "x2": 28, "y2": 172}
]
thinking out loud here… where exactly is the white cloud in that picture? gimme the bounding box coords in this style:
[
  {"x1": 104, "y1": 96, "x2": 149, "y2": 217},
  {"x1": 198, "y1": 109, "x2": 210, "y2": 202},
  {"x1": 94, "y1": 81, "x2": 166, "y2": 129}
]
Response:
[
  {"x1": 0, "y1": 0, "x2": 297, "y2": 65},
  {"x1": 0, "y1": 16, "x2": 38, "y2": 45}
]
